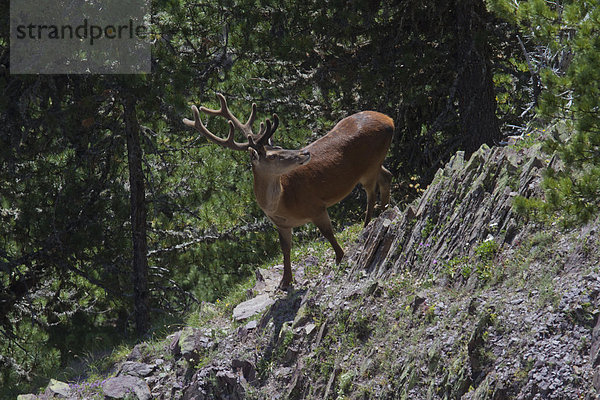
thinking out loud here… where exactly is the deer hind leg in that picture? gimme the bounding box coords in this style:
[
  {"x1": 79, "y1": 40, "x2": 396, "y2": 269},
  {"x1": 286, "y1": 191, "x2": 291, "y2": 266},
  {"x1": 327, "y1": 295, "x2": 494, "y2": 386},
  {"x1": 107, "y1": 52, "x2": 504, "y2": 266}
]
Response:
[
  {"x1": 313, "y1": 210, "x2": 344, "y2": 264},
  {"x1": 362, "y1": 179, "x2": 377, "y2": 227},
  {"x1": 277, "y1": 227, "x2": 293, "y2": 289},
  {"x1": 362, "y1": 166, "x2": 392, "y2": 227},
  {"x1": 377, "y1": 166, "x2": 393, "y2": 209}
]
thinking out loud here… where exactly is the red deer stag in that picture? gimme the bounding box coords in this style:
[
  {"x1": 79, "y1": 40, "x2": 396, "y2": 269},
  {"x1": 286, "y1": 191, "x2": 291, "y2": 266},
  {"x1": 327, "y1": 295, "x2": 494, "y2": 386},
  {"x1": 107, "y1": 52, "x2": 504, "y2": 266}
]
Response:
[{"x1": 183, "y1": 94, "x2": 393, "y2": 289}]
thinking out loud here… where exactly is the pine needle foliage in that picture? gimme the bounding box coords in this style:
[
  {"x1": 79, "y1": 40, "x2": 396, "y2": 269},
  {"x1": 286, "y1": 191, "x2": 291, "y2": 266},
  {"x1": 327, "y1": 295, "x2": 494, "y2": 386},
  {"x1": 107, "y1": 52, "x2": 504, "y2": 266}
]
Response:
[{"x1": 489, "y1": 0, "x2": 600, "y2": 224}]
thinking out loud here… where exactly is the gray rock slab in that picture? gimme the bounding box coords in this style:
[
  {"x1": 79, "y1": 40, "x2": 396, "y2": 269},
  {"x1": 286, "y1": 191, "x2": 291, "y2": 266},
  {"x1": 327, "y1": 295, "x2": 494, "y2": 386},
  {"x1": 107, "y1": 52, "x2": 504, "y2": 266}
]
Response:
[
  {"x1": 102, "y1": 375, "x2": 151, "y2": 400},
  {"x1": 233, "y1": 293, "x2": 275, "y2": 321},
  {"x1": 253, "y1": 266, "x2": 283, "y2": 293},
  {"x1": 119, "y1": 361, "x2": 155, "y2": 377}
]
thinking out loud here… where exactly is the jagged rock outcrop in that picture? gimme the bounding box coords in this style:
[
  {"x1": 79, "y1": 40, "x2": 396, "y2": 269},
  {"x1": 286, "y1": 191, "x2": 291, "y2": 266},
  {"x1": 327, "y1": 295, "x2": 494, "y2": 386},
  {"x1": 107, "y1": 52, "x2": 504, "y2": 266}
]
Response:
[{"x1": 348, "y1": 143, "x2": 550, "y2": 278}]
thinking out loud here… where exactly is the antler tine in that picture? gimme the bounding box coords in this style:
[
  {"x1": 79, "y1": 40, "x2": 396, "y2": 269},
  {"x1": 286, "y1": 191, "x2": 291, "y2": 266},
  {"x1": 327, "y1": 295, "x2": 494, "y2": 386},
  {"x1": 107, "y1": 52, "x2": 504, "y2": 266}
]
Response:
[
  {"x1": 244, "y1": 103, "x2": 257, "y2": 131},
  {"x1": 270, "y1": 113, "x2": 279, "y2": 135},
  {"x1": 183, "y1": 105, "x2": 249, "y2": 151},
  {"x1": 199, "y1": 93, "x2": 233, "y2": 120},
  {"x1": 254, "y1": 114, "x2": 280, "y2": 147},
  {"x1": 200, "y1": 94, "x2": 255, "y2": 138}
]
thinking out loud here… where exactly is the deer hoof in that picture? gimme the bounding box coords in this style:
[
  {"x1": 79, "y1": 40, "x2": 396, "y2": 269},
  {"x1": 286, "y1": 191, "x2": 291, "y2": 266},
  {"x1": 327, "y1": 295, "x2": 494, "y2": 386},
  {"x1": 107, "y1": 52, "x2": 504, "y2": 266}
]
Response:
[{"x1": 278, "y1": 277, "x2": 293, "y2": 291}]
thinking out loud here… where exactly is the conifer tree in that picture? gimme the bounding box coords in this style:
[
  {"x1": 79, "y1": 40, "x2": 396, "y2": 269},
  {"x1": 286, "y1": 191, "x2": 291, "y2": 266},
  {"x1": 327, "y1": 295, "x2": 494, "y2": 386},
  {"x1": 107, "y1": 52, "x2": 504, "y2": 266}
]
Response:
[{"x1": 490, "y1": 0, "x2": 600, "y2": 223}]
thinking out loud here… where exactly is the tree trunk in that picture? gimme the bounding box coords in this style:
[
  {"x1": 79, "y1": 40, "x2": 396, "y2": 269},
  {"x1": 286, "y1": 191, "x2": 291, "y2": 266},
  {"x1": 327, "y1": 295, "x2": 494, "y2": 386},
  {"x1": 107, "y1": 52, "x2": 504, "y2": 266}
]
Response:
[
  {"x1": 123, "y1": 94, "x2": 150, "y2": 336},
  {"x1": 455, "y1": 0, "x2": 501, "y2": 156}
]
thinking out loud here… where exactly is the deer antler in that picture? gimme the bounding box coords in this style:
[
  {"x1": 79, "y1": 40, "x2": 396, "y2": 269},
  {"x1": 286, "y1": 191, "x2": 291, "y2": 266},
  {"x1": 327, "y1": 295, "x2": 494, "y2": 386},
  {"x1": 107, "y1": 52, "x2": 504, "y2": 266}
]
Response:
[
  {"x1": 183, "y1": 104, "x2": 250, "y2": 151},
  {"x1": 250, "y1": 114, "x2": 280, "y2": 148},
  {"x1": 183, "y1": 93, "x2": 279, "y2": 151}
]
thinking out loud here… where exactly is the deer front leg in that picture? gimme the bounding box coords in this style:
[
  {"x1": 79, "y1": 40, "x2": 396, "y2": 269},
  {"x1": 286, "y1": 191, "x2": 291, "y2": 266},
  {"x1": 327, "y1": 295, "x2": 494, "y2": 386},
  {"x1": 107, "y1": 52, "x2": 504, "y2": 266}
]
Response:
[{"x1": 277, "y1": 226, "x2": 293, "y2": 289}]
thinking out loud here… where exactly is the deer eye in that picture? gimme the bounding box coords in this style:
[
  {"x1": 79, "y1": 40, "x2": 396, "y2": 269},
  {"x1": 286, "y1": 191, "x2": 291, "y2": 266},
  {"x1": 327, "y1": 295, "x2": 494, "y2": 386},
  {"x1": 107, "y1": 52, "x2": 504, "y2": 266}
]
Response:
[{"x1": 267, "y1": 154, "x2": 276, "y2": 160}]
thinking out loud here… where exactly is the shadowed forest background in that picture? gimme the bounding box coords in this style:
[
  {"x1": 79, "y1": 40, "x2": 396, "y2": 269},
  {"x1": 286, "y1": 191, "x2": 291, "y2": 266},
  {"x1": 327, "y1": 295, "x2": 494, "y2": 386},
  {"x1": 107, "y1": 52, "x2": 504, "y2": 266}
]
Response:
[{"x1": 1, "y1": 0, "x2": 599, "y2": 396}]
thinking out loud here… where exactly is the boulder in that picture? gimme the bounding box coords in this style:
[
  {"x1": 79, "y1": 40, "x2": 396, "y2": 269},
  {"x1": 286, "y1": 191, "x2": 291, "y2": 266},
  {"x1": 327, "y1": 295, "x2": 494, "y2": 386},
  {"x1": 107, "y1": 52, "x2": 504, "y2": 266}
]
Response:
[
  {"x1": 102, "y1": 375, "x2": 151, "y2": 400},
  {"x1": 16, "y1": 395, "x2": 38, "y2": 400},
  {"x1": 232, "y1": 359, "x2": 256, "y2": 383},
  {"x1": 44, "y1": 379, "x2": 71, "y2": 398},
  {"x1": 178, "y1": 327, "x2": 215, "y2": 363}
]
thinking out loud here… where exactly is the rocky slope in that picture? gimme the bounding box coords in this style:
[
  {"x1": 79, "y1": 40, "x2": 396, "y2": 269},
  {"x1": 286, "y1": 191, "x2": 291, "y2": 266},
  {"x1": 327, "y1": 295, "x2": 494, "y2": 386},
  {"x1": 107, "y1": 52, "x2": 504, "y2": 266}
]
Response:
[{"x1": 21, "y1": 142, "x2": 600, "y2": 399}]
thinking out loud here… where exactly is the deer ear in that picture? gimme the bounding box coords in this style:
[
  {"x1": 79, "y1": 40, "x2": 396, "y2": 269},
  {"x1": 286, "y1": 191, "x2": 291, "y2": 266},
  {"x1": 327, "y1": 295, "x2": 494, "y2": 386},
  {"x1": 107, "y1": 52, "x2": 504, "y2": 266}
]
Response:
[{"x1": 249, "y1": 148, "x2": 259, "y2": 162}]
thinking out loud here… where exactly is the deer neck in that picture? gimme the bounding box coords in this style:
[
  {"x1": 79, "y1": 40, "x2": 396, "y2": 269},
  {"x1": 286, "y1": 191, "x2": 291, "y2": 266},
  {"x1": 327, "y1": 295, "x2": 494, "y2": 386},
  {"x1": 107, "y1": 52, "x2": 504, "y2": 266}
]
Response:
[{"x1": 252, "y1": 169, "x2": 283, "y2": 215}]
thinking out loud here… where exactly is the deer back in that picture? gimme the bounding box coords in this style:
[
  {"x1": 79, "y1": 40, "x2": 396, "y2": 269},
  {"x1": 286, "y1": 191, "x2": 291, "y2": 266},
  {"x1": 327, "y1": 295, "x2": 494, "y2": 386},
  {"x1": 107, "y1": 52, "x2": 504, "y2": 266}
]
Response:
[{"x1": 279, "y1": 111, "x2": 393, "y2": 220}]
